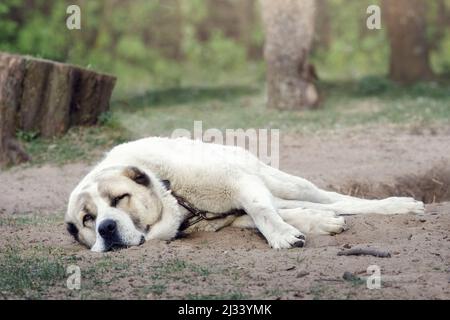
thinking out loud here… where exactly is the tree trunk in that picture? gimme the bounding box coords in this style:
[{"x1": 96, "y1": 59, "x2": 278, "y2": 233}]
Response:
[
  {"x1": 0, "y1": 52, "x2": 116, "y2": 166},
  {"x1": 237, "y1": 0, "x2": 261, "y2": 59},
  {"x1": 382, "y1": 0, "x2": 434, "y2": 84},
  {"x1": 314, "y1": 0, "x2": 331, "y2": 50},
  {"x1": 260, "y1": 0, "x2": 319, "y2": 110}
]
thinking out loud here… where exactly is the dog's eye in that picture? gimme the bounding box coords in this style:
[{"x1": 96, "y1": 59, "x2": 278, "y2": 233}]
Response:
[
  {"x1": 82, "y1": 214, "x2": 95, "y2": 227},
  {"x1": 111, "y1": 193, "x2": 130, "y2": 207}
]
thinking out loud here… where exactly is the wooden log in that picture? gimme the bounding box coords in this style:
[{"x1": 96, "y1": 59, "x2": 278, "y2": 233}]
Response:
[
  {"x1": 0, "y1": 52, "x2": 117, "y2": 166},
  {"x1": 39, "y1": 63, "x2": 74, "y2": 137},
  {"x1": 19, "y1": 58, "x2": 52, "y2": 132},
  {"x1": 70, "y1": 67, "x2": 116, "y2": 126},
  {"x1": 0, "y1": 54, "x2": 29, "y2": 165}
]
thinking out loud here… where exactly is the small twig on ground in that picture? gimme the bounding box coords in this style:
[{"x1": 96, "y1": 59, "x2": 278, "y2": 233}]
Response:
[{"x1": 337, "y1": 248, "x2": 391, "y2": 258}]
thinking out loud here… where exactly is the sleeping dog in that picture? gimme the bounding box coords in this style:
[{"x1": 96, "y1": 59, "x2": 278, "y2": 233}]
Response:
[{"x1": 66, "y1": 137, "x2": 424, "y2": 252}]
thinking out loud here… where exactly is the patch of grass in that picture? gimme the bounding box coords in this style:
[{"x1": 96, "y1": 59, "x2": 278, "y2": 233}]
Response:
[
  {"x1": 114, "y1": 81, "x2": 450, "y2": 139},
  {"x1": 139, "y1": 258, "x2": 215, "y2": 298},
  {"x1": 15, "y1": 79, "x2": 450, "y2": 167},
  {"x1": 16, "y1": 130, "x2": 39, "y2": 142},
  {"x1": 0, "y1": 246, "x2": 68, "y2": 298},
  {"x1": 157, "y1": 259, "x2": 188, "y2": 275},
  {"x1": 117, "y1": 85, "x2": 259, "y2": 109},
  {"x1": 190, "y1": 265, "x2": 211, "y2": 277},
  {"x1": 0, "y1": 214, "x2": 62, "y2": 227},
  {"x1": 354, "y1": 76, "x2": 395, "y2": 96},
  {"x1": 18, "y1": 125, "x2": 129, "y2": 166},
  {"x1": 222, "y1": 269, "x2": 244, "y2": 282},
  {"x1": 83, "y1": 256, "x2": 131, "y2": 287},
  {"x1": 187, "y1": 292, "x2": 247, "y2": 300},
  {"x1": 97, "y1": 111, "x2": 118, "y2": 127},
  {"x1": 309, "y1": 283, "x2": 327, "y2": 300},
  {"x1": 264, "y1": 288, "x2": 283, "y2": 298},
  {"x1": 151, "y1": 258, "x2": 211, "y2": 280},
  {"x1": 142, "y1": 284, "x2": 167, "y2": 296}
]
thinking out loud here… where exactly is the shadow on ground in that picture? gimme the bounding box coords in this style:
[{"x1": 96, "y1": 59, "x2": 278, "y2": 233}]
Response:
[{"x1": 113, "y1": 85, "x2": 259, "y2": 111}]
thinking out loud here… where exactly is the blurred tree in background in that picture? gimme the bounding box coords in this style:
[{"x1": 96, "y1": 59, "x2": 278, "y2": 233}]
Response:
[
  {"x1": 0, "y1": 0, "x2": 449, "y2": 97},
  {"x1": 382, "y1": 0, "x2": 434, "y2": 83},
  {"x1": 261, "y1": 0, "x2": 318, "y2": 110}
]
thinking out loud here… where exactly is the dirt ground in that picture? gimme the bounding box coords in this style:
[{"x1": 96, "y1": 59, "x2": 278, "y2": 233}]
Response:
[{"x1": 0, "y1": 126, "x2": 449, "y2": 299}]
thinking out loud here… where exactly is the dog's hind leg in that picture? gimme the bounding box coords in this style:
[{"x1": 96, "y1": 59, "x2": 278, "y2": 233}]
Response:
[
  {"x1": 259, "y1": 165, "x2": 424, "y2": 215},
  {"x1": 231, "y1": 208, "x2": 347, "y2": 235},
  {"x1": 259, "y1": 164, "x2": 354, "y2": 203},
  {"x1": 273, "y1": 197, "x2": 424, "y2": 215}
]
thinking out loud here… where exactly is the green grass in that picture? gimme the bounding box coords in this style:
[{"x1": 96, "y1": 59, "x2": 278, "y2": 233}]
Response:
[
  {"x1": 186, "y1": 292, "x2": 247, "y2": 300},
  {"x1": 142, "y1": 284, "x2": 167, "y2": 296},
  {"x1": 117, "y1": 80, "x2": 450, "y2": 137},
  {"x1": 0, "y1": 214, "x2": 62, "y2": 227},
  {"x1": 150, "y1": 258, "x2": 212, "y2": 280},
  {"x1": 0, "y1": 246, "x2": 70, "y2": 298},
  {"x1": 16, "y1": 77, "x2": 450, "y2": 166},
  {"x1": 18, "y1": 125, "x2": 129, "y2": 166},
  {"x1": 111, "y1": 78, "x2": 450, "y2": 138}
]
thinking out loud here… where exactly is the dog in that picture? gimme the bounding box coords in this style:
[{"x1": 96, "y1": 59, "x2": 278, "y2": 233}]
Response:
[{"x1": 66, "y1": 137, "x2": 424, "y2": 252}]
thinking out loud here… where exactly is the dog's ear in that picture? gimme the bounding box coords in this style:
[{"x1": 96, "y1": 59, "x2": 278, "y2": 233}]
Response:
[
  {"x1": 161, "y1": 179, "x2": 171, "y2": 190},
  {"x1": 66, "y1": 222, "x2": 79, "y2": 241},
  {"x1": 124, "y1": 166, "x2": 151, "y2": 187}
]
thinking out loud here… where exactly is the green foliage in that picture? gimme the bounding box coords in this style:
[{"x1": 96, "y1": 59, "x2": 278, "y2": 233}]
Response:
[
  {"x1": 97, "y1": 111, "x2": 121, "y2": 129},
  {"x1": 1, "y1": 0, "x2": 449, "y2": 92},
  {"x1": 409, "y1": 81, "x2": 450, "y2": 99},
  {"x1": 0, "y1": 0, "x2": 21, "y2": 51},
  {"x1": 183, "y1": 30, "x2": 248, "y2": 75},
  {"x1": 311, "y1": 0, "x2": 389, "y2": 79},
  {"x1": 354, "y1": 76, "x2": 395, "y2": 96},
  {"x1": 16, "y1": 129, "x2": 39, "y2": 142}
]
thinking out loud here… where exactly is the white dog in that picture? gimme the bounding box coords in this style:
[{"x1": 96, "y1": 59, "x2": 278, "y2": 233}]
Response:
[{"x1": 66, "y1": 137, "x2": 424, "y2": 252}]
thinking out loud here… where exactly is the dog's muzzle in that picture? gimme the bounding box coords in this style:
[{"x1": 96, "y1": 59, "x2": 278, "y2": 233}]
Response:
[{"x1": 97, "y1": 219, "x2": 145, "y2": 251}]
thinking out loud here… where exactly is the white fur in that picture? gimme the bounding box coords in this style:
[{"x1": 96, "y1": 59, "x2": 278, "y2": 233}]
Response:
[{"x1": 67, "y1": 137, "x2": 425, "y2": 251}]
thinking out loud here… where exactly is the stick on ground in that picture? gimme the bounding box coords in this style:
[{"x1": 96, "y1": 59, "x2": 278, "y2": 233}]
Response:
[{"x1": 337, "y1": 248, "x2": 391, "y2": 258}]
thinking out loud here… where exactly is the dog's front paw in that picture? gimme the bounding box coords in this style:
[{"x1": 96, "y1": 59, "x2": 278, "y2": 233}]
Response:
[{"x1": 267, "y1": 226, "x2": 306, "y2": 249}]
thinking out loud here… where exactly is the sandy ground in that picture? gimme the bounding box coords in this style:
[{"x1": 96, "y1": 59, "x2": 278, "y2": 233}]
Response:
[{"x1": 0, "y1": 126, "x2": 449, "y2": 299}]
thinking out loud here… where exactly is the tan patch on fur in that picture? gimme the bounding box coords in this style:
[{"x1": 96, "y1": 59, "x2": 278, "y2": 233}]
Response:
[{"x1": 67, "y1": 192, "x2": 97, "y2": 248}]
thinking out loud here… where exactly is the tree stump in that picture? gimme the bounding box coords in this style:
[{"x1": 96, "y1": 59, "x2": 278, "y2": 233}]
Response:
[{"x1": 0, "y1": 52, "x2": 116, "y2": 166}]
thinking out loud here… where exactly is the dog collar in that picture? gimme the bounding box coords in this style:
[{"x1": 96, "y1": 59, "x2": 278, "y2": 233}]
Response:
[{"x1": 170, "y1": 191, "x2": 244, "y2": 231}]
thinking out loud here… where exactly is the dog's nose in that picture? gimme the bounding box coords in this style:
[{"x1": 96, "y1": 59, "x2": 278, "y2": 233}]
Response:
[{"x1": 98, "y1": 219, "x2": 117, "y2": 239}]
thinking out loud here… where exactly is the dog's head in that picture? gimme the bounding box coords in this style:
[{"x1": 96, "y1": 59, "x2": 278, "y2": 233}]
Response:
[{"x1": 65, "y1": 165, "x2": 183, "y2": 252}]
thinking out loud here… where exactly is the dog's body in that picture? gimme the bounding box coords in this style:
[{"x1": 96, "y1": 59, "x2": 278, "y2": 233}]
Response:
[{"x1": 66, "y1": 137, "x2": 424, "y2": 252}]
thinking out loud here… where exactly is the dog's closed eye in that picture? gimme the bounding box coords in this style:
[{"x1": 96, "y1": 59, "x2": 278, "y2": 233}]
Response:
[
  {"x1": 111, "y1": 193, "x2": 130, "y2": 207},
  {"x1": 82, "y1": 213, "x2": 95, "y2": 227}
]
